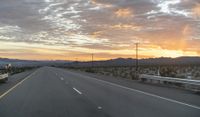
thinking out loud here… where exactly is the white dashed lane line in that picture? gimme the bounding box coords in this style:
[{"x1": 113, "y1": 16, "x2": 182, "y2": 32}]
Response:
[
  {"x1": 73, "y1": 88, "x2": 82, "y2": 95},
  {"x1": 98, "y1": 106, "x2": 102, "y2": 110},
  {"x1": 60, "y1": 77, "x2": 64, "y2": 81}
]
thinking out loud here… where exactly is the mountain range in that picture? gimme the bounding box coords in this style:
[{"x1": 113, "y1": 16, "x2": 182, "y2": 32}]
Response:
[
  {"x1": 1, "y1": 56, "x2": 200, "y2": 68},
  {"x1": 70, "y1": 56, "x2": 200, "y2": 67},
  {"x1": 0, "y1": 58, "x2": 69, "y2": 68}
]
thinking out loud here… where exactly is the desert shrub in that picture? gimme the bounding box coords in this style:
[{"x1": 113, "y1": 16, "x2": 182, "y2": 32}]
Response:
[{"x1": 160, "y1": 67, "x2": 177, "y2": 77}]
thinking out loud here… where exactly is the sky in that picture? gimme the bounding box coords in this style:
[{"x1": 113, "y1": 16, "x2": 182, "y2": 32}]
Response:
[{"x1": 0, "y1": 0, "x2": 200, "y2": 61}]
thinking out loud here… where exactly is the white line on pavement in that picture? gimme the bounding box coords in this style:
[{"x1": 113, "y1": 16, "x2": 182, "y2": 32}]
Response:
[
  {"x1": 68, "y1": 71, "x2": 200, "y2": 110},
  {"x1": 0, "y1": 70, "x2": 37, "y2": 100},
  {"x1": 98, "y1": 106, "x2": 102, "y2": 110},
  {"x1": 73, "y1": 87, "x2": 82, "y2": 95}
]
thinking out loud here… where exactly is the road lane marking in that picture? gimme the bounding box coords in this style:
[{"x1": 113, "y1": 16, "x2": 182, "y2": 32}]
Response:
[
  {"x1": 73, "y1": 88, "x2": 82, "y2": 95},
  {"x1": 98, "y1": 106, "x2": 102, "y2": 110},
  {"x1": 0, "y1": 70, "x2": 37, "y2": 100},
  {"x1": 68, "y1": 71, "x2": 200, "y2": 110},
  {"x1": 60, "y1": 77, "x2": 64, "y2": 81}
]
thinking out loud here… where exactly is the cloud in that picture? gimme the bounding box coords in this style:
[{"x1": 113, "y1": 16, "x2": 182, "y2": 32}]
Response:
[
  {"x1": 192, "y1": 3, "x2": 200, "y2": 18},
  {"x1": 0, "y1": 0, "x2": 199, "y2": 60},
  {"x1": 0, "y1": 25, "x2": 21, "y2": 33},
  {"x1": 90, "y1": 0, "x2": 113, "y2": 8},
  {"x1": 110, "y1": 23, "x2": 141, "y2": 30},
  {"x1": 114, "y1": 8, "x2": 133, "y2": 18}
]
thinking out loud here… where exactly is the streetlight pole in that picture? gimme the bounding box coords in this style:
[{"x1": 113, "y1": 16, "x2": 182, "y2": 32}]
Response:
[{"x1": 135, "y1": 43, "x2": 139, "y2": 79}]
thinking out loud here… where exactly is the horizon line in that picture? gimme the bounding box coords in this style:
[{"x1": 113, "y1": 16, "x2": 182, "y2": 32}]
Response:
[{"x1": 1, "y1": 56, "x2": 200, "y2": 62}]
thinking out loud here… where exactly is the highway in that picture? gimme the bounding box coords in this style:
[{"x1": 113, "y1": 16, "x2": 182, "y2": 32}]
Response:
[{"x1": 0, "y1": 67, "x2": 200, "y2": 117}]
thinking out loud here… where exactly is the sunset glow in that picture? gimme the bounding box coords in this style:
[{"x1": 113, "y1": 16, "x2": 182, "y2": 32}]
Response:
[{"x1": 0, "y1": 0, "x2": 200, "y2": 60}]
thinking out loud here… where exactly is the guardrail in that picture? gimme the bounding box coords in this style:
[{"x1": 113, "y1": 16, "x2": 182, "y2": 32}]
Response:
[
  {"x1": 0, "y1": 73, "x2": 9, "y2": 82},
  {"x1": 139, "y1": 74, "x2": 200, "y2": 92}
]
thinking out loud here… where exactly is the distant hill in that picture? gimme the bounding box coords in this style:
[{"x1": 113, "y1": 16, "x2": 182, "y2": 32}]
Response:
[
  {"x1": 68, "y1": 56, "x2": 200, "y2": 67},
  {"x1": 0, "y1": 58, "x2": 70, "y2": 68},
  {"x1": 1, "y1": 56, "x2": 200, "y2": 68}
]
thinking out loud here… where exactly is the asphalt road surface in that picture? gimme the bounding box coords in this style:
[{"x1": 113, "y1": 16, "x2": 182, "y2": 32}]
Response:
[{"x1": 0, "y1": 67, "x2": 200, "y2": 117}]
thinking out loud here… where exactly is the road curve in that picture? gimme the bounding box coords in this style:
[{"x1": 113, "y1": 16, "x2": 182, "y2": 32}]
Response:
[{"x1": 0, "y1": 67, "x2": 200, "y2": 117}]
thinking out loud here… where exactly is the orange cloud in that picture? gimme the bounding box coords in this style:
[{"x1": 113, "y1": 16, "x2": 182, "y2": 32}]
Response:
[
  {"x1": 138, "y1": 31, "x2": 188, "y2": 51},
  {"x1": 90, "y1": 31, "x2": 104, "y2": 38},
  {"x1": 192, "y1": 3, "x2": 200, "y2": 18},
  {"x1": 182, "y1": 25, "x2": 192, "y2": 36},
  {"x1": 115, "y1": 8, "x2": 133, "y2": 18},
  {"x1": 110, "y1": 23, "x2": 141, "y2": 30},
  {"x1": 91, "y1": 0, "x2": 113, "y2": 8}
]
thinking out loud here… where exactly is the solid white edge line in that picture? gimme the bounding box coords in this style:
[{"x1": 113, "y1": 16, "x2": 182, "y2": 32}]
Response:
[
  {"x1": 73, "y1": 87, "x2": 82, "y2": 95},
  {"x1": 0, "y1": 70, "x2": 37, "y2": 100},
  {"x1": 69, "y1": 71, "x2": 200, "y2": 110}
]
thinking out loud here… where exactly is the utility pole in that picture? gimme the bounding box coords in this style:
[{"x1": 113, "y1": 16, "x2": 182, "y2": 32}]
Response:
[
  {"x1": 135, "y1": 43, "x2": 139, "y2": 79},
  {"x1": 91, "y1": 53, "x2": 94, "y2": 69},
  {"x1": 75, "y1": 58, "x2": 78, "y2": 68}
]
